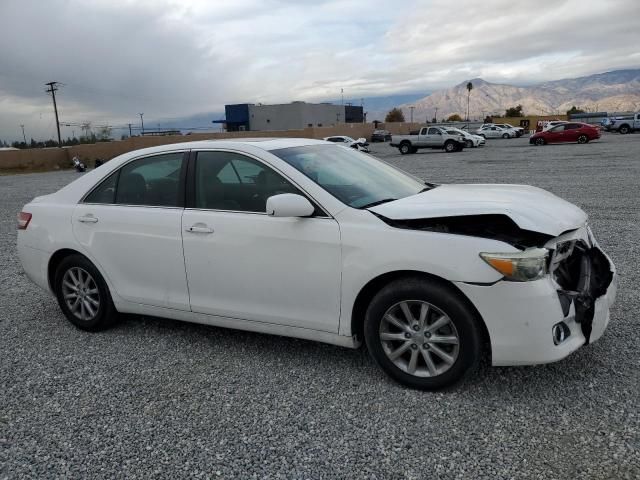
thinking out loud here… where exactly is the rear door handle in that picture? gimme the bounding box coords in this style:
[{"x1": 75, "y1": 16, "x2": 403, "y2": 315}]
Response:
[
  {"x1": 185, "y1": 224, "x2": 214, "y2": 234},
  {"x1": 78, "y1": 215, "x2": 98, "y2": 223}
]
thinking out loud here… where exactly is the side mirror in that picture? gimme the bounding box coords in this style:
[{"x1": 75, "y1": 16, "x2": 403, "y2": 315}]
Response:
[{"x1": 266, "y1": 194, "x2": 315, "y2": 217}]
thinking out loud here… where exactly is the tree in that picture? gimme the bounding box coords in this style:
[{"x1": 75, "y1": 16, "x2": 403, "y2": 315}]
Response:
[
  {"x1": 484, "y1": 116, "x2": 493, "y2": 123},
  {"x1": 385, "y1": 107, "x2": 405, "y2": 122},
  {"x1": 446, "y1": 114, "x2": 463, "y2": 122},
  {"x1": 466, "y1": 82, "x2": 473, "y2": 121},
  {"x1": 567, "y1": 105, "x2": 585, "y2": 116},
  {"x1": 504, "y1": 105, "x2": 524, "y2": 117}
]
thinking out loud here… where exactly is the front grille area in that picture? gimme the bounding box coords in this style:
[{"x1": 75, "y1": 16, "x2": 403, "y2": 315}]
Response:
[{"x1": 550, "y1": 239, "x2": 614, "y2": 343}]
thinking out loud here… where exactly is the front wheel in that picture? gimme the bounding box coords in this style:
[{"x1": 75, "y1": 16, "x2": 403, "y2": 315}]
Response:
[
  {"x1": 364, "y1": 277, "x2": 482, "y2": 390},
  {"x1": 444, "y1": 141, "x2": 457, "y2": 153},
  {"x1": 502, "y1": 133, "x2": 510, "y2": 139},
  {"x1": 577, "y1": 135, "x2": 588, "y2": 144},
  {"x1": 534, "y1": 137, "x2": 546, "y2": 146},
  {"x1": 54, "y1": 254, "x2": 118, "y2": 331}
]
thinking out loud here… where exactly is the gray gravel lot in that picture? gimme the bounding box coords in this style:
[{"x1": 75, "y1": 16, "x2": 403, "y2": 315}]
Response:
[{"x1": 1, "y1": 134, "x2": 639, "y2": 479}]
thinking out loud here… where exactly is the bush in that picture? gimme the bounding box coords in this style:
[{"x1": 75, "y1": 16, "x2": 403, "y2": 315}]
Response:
[{"x1": 446, "y1": 114, "x2": 463, "y2": 122}]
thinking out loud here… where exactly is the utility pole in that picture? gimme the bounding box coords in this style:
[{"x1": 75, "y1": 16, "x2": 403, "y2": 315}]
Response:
[
  {"x1": 128, "y1": 123, "x2": 132, "y2": 137},
  {"x1": 20, "y1": 124, "x2": 26, "y2": 144},
  {"x1": 138, "y1": 113, "x2": 145, "y2": 134},
  {"x1": 409, "y1": 106, "x2": 415, "y2": 123},
  {"x1": 341, "y1": 88, "x2": 344, "y2": 106},
  {"x1": 45, "y1": 82, "x2": 62, "y2": 146},
  {"x1": 434, "y1": 107, "x2": 438, "y2": 122}
]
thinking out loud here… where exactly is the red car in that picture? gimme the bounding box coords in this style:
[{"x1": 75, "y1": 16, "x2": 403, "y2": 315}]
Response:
[{"x1": 530, "y1": 122, "x2": 601, "y2": 145}]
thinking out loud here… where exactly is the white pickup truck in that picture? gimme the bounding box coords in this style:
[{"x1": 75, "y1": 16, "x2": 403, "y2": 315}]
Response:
[
  {"x1": 390, "y1": 126, "x2": 466, "y2": 154},
  {"x1": 603, "y1": 113, "x2": 640, "y2": 134}
]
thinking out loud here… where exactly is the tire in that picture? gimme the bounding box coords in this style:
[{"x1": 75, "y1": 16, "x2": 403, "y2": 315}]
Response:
[
  {"x1": 464, "y1": 140, "x2": 473, "y2": 148},
  {"x1": 444, "y1": 140, "x2": 457, "y2": 153},
  {"x1": 399, "y1": 142, "x2": 411, "y2": 155},
  {"x1": 619, "y1": 125, "x2": 630, "y2": 134},
  {"x1": 502, "y1": 133, "x2": 510, "y2": 139},
  {"x1": 577, "y1": 135, "x2": 588, "y2": 144},
  {"x1": 54, "y1": 254, "x2": 118, "y2": 331},
  {"x1": 364, "y1": 277, "x2": 482, "y2": 390},
  {"x1": 534, "y1": 137, "x2": 546, "y2": 146}
]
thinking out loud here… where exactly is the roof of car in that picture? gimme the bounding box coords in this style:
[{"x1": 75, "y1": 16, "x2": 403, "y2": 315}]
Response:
[{"x1": 121, "y1": 138, "x2": 329, "y2": 157}]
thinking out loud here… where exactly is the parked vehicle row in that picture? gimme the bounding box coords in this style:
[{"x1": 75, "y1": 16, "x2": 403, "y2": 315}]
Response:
[
  {"x1": 391, "y1": 127, "x2": 467, "y2": 154},
  {"x1": 17, "y1": 138, "x2": 617, "y2": 390}
]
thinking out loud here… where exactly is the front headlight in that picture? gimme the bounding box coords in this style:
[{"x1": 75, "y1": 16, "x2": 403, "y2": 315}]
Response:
[{"x1": 479, "y1": 248, "x2": 548, "y2": 282}]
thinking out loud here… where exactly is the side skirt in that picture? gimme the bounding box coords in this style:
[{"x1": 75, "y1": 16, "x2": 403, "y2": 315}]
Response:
[{"x1": 114, "y1": 301, "x2": 360, "y2": 349}]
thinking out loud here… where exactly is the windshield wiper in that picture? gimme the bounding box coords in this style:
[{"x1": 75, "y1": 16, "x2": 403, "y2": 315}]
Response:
[{"x1": 359, "y1": 198, "x2": 397, "y2": 209}]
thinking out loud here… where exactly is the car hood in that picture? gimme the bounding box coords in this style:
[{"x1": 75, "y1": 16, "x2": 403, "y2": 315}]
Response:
[{"x1": 368, "y1": 184, "x2": 587, "y2": 237}]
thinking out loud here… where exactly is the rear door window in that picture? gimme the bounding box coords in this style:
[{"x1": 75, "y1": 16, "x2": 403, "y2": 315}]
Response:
[{"x1": 115, "y1": 153, "x2": 184, "y2": 207}]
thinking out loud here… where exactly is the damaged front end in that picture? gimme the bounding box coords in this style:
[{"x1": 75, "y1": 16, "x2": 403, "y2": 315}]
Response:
[
  {"x1": 548, "y1": 231, "x2": 615, "y2": 343},
  {"x1": 376, "y1": 211, "x2": 616, "y2": 346}
]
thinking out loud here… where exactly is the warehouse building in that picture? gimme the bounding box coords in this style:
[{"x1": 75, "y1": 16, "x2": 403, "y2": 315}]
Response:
[{"x1": 217, "y1": 102, "x2": 364, "y2": 131}]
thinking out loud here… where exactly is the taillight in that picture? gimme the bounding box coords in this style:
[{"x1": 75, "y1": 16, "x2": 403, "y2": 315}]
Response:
[{"x1": 17, "y1": 212, "x2": 32, "y2": 230}]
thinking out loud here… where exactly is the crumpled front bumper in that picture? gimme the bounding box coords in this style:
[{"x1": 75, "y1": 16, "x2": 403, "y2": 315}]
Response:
[{"x1": 455, "y1": 226, "x2": 617, "y2": 366}]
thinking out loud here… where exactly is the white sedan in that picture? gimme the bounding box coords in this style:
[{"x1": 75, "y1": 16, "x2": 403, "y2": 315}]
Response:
[
  {"x1": 475, "y1": 125, "x2": 516, "y2": 139},
  {"x1": 444, "y1": 128, "x2": 486, "y2": 147},
  {"x1": 17, "y1": 139, "x2": 617, "y2": 390}
]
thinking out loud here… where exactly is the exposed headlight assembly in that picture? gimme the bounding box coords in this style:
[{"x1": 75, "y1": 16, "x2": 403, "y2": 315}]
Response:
[{"x1": 480, "y1": 248, "x2": 549, "y2": 282}]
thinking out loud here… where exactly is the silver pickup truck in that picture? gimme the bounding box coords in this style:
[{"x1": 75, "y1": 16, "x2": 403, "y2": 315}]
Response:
[
  {"x1": 603, "y1": 113, "x2": 640, "y2": 134},
  {"x1": 390, "y1": 126, "x2": 466, "y2": 154}
]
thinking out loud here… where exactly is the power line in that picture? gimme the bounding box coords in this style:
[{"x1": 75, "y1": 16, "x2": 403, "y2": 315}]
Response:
[{"x1": 45, "y1": 81, "x2": 63, "y2": 146}]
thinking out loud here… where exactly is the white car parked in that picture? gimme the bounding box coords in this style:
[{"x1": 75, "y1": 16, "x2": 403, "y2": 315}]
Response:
[
  {"x1": 323, "y1": 135, "x2": 370, "y2": 152},
  {"x1": 17, "y1": 139, "x2": 617, "y2": 390},
  {"x1": 475, "y1": 125, "x2": 516, "y2": 139},
  {"x1": 444, "y1": 128, "x2": 486, "y2": 147}
]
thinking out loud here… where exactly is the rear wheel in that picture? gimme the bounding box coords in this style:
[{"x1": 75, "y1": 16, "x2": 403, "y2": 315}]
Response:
[
  {"x1": 534, "y1": 137, "x2": 546, "y2": 146},
  {"x1": 364, "y1": 277, "x2": 482, "y2": 390},
  {"x1": 577, "y1": 135, "x2": 588, "y2": 144},
  {"x1": 619, "y1": 125, "x2": 630, "y2": 134},
  {"x1": 54, "y1": 254, "x2": 118, "y2": 331},
  {"x1": 399, "y1": 143, "x2": 411, "y2": 155}
]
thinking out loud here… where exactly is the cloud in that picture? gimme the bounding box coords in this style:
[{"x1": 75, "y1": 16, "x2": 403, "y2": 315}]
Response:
[{"x1": 0, "y1": 0, "x2": 638, "y2": 140}]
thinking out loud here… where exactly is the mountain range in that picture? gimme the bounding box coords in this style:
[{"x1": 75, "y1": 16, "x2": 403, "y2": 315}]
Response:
[{"x1": 399, "y1": 69, "x2": 640, "y2": 121}]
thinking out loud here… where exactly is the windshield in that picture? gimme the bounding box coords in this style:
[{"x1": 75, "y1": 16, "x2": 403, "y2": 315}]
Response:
[{"x1": 270, "y1": 144, "x2": 427, "y2": 208}]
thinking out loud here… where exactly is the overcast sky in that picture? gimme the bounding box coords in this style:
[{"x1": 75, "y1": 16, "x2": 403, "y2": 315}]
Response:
[{"x1": 1, "y1": 0, "x2": 638, "y2": 141}]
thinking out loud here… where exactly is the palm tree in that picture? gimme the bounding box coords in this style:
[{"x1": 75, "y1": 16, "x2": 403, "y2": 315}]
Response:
[{"x1": 466, "y1": 82, "x2": 473, "y2": 121}]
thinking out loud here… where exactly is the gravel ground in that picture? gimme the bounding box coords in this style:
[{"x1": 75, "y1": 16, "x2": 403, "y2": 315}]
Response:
[{"x1": 1, "y1": 134, "x2": 639, "y2": 479}]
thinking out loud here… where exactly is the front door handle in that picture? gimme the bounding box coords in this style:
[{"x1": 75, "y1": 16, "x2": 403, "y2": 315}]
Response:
[
  {"x1": 78, "y1": 215, "x2": 98, "y2": 223},
  {"x1": 185, "y1": 224, "x2": 214, "y2": 234}
]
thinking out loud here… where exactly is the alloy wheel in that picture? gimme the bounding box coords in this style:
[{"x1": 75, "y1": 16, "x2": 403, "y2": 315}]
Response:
[
  {"x1": 577, "y1": 135, "x2": 588, "y2": 144},
  {"x1": 379, "y1": 300, "x2": 460, "y2": 377},
  {"x1": 62, "y1": 267, "x2": 101, "y2": 321}
]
